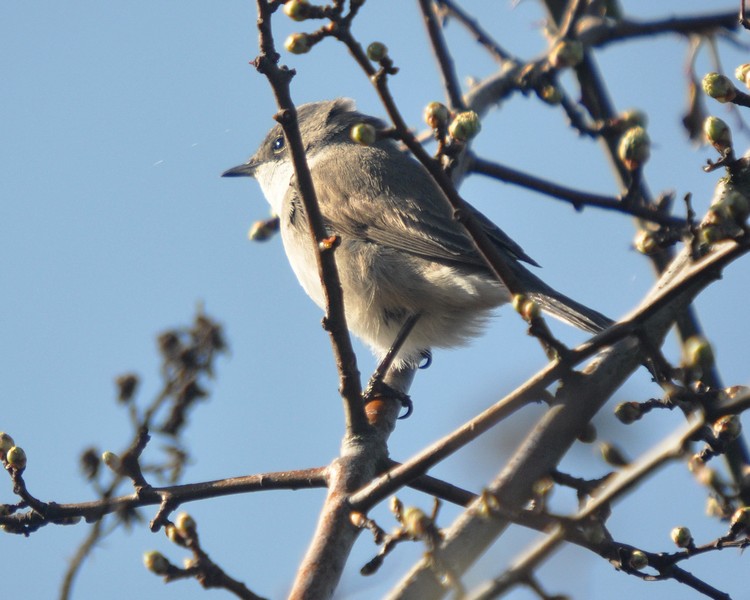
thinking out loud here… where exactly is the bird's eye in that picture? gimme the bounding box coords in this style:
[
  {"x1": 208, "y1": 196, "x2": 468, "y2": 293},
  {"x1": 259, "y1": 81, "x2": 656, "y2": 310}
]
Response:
[{"x1": 272, "y1": 135, "x2": 285, "y2": 153}]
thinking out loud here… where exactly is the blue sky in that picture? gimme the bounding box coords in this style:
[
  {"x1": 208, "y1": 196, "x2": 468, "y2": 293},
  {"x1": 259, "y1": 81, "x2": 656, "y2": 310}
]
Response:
[{"x1": 2, "y1": 1, "x2": 749, "y2": 599}]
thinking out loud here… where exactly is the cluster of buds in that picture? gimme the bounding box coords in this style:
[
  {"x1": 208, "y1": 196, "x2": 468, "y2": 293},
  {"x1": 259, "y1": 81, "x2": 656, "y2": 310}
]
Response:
[{"x1": 0, "y1": 432, "x2": 26, "y2": 472}]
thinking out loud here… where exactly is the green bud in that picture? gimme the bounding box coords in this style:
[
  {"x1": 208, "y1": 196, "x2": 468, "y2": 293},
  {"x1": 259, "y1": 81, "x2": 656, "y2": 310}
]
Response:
[
  {"x1": 633, "y1": 229, "x2": 657, "y2": 255},
  {"x1": 366, "y1": 41, "x2": 388, "y2": 62},
  {"x1": 0, "y1": 432, "x2": 15, "y2": 460},
  {"x1": 6, "y1": 446, "x2": 26, "y2": 470},
  {"x1": 683, "y1": 335, "x2": 714, "y2": 371},
  {"x1": 448, "y1": 110, "x2": 481, "y2": 142},
  {"x1": 703, "y1": 116, "x2": 732, "y2": 153},
  {"x1": 283, "y1": 0, "x2": 311, "y2": 21},
  {"x1": 511, "y1": 294, "x2": 528, "y2": 313},
  {"x1": 143, "y1": 550, "x2": 170, "y2": 575},
  {"x1": 175, "y1": 512, "x2": 197, "y2": 537},
  {"x1": 629, "y1": 549, "x2": 648, "y2": 570},
  {"x1": 284, "y1": 33, "x2": 311, "y2": 55},
  {"x1": 670, "y1": 526, "x2": 693, "y2": 548},
  {"x1": 520, "y1": 298, "x2": 540, "y2": 321},
  {"x1": 702, "y1": 72, "x2": 737, "y2": 104},
  {"x1": 735, "y1": 63, "x2": 750, "y2": 88},
  {"x1": 101, "y1": 451, "x2": 121, "y2": 473},
  {"x1": 549, "y1": 39, "x2": 584, "y2": 69},
  {"x1": 423, "y1": 102, "x2": 450, "y2": 130},
  {"x1": 614, "y1": 401, "x2": 642, "y2": 425},
  {"x1": 350, "y1": 122, "x2": 377, "y2": 145},
  {"x1": 617, "y1": 126, "x2": 650, "y2": 171}
]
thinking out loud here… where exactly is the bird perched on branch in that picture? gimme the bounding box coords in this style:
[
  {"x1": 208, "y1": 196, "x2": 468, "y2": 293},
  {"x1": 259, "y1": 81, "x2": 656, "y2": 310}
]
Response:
[{"x1": 223, "y1": 99, "x2": 611, "y2": 394}]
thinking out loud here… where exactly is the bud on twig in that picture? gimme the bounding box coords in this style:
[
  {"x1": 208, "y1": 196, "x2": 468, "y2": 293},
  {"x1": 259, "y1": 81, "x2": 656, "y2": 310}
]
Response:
[
  {"x1": 423, "y1": 102, "x2": 450, "y2": 130},
  {"x1": 448, "y1": 111, "x2": 481, "y2": 142},
  {"x1": 285, "y1": 33, "x2": 311, "y2": 55},
  {"x1": 6, "y1": 446, "x2": 26, "y2": 470},
  {"x1": 0, "y1": 432, "x2": 15, "y2": 461},
  {"x1": 143, "y1": 550, "x2": 170, "y2": 575},
  {"x1": 350, "y1": 123, "x2": 376, "y2": 145},
  {"x1": 670, "y1": 526, "x2": 693, "y2": 548},
  {"x1": 366, "y1": 42, "x2": 388, "y2": 62},
  {"x1": 702, "y1": 72, "x2": 737, "y2": 104},
  {"x1": 283, "y1": 0, "x2": 311, "y2": 21},
  {"x1": 617, "y1": 126, "x2": 650, "y2": 171},
  {"x1": 703, "y1": 116, "x2": 732, "y2": 153}
]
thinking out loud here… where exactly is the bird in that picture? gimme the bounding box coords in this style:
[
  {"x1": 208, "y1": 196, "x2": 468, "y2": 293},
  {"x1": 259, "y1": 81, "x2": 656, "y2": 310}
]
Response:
[{"x1": 223, "y1": 99, "x2": 611, "y2": 394}]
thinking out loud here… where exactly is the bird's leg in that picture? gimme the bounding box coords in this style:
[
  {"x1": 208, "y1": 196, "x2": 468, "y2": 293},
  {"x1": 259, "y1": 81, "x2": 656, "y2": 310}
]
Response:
[{"x1": 364, "y1": 312, "x2": 421, "y2": 418}]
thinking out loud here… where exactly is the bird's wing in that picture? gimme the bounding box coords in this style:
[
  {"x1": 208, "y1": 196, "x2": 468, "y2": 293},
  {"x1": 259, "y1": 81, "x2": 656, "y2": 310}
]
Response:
[{"x1": 309, "y1": 145, "x2": 540, "y2": 270}]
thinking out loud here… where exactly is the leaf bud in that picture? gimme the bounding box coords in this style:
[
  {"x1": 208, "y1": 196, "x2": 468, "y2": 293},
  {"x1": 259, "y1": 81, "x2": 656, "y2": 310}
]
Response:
[
  {"x1": 423, "y1": 102, "x2": 450, "y2": 130},
  {"x1": 614, "y1": 401, "x2": 642, "y2": 424},
  {"x1": 448, "y1": 110, "x2": 481, "y2": 142},
  {"x1": 703, "y1": 116, "x2": 732, "y2": 153},
  {"x1": 702, "y1": 72, "x2": 736, "y2": 103},
  {"x1": 735, "y1": 63, "x2": 750, "y2": 88},
  {"x1": 366, "y1": 41, "x2": 388, "y2": 62},
  {"x1": 283, "y1": 0, "x2": 311, "y2": 21},
  {"x1": 670, "y1": 526, "x2": 693, "y2": 548},
  {"x1": 175, "y1": 512, "x2": 197, "y2": 538},
  {"x1": 683, "y1": 335, "x2": 714, "y2": 371},
  {"x1": 284, "y1": 33, "x2": 311, "y2": 55},
  {"x1": 350, "y1": 122, "x2": 377, "y2": 145},
  {"x1": 143, "y1": 550, "x2": 170, "y2": 575},
  {"x1": 6, "y1": 446, "x2": 26, "y2": 470},
  {"x1": 0, "y1": 432, "x2": 15, "y2": 460},
  {"x1": 617, "y1": 126, "x2": 650, "y2": 171},
  {"x1": 628, "y1": 549, "x2": 648, "y2": 570}
]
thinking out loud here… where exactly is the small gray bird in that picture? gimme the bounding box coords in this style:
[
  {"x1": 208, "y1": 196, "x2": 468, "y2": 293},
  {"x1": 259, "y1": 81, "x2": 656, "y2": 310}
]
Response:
[{"x1": 223, "y1": 99, "x2": 611, "y2": 392}]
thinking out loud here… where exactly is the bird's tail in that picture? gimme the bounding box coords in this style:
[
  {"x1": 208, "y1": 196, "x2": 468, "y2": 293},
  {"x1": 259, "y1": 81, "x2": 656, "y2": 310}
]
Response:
[{"x1": 516, "y1": 267, "x2": 613, "y2": 334}]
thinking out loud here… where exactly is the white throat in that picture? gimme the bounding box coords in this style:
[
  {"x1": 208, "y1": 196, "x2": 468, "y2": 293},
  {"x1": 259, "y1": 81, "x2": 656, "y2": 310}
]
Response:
[{"x1": 253, "y1": 159, "x2": 296, "y2": 217}]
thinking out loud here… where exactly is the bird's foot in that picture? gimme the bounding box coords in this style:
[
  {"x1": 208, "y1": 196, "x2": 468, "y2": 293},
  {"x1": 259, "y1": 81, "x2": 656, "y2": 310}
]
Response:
[{"x1": 363, "y1": 378, "x2": 413, "y2": 419}]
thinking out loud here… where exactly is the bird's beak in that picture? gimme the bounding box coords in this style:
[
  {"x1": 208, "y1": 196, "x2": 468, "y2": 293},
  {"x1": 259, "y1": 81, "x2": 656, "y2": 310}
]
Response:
[{"x1": 221, "y1": 161, "x2": 257, "y2": 178}]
